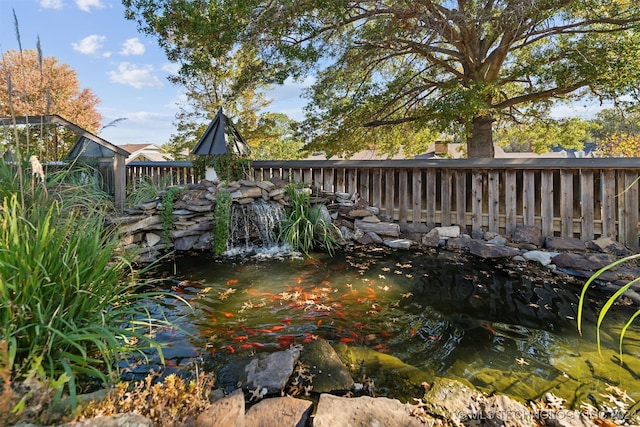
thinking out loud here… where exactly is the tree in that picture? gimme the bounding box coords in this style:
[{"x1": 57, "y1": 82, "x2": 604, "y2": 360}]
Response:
[
  {"x1": 124, "y1": 0, "x2": 640, "y2": 158},
  {"x1": 495, "y1": 117, "x2": 591, "y2": 154},
  {"x1": 0, "y1": 49, "x2": 102, "y2": 160}
]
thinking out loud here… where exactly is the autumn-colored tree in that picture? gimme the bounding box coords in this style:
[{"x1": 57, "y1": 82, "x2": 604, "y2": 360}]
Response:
[
  {"x1": 596, "y1": 133, "x2": 640, "y2": 157},
  {"x1": 0, "y1": 49, "x2": 102, "y2": 160}
]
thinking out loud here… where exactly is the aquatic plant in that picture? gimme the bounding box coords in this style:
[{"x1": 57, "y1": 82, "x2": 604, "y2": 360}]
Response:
[
  {"x1": 212, "y1": 188, "x2": 232, "y2": 254},
  {"x1": 577, "y1": 253, "x2": 640, "y2": 357},
  {"x1": 279, "y1": 184, "x2": 341, "y2": 256}
]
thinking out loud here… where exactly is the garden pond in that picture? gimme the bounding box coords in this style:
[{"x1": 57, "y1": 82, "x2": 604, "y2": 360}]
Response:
[{"x1": 138, "y1": 246, "x2": 640, "y2": 411}]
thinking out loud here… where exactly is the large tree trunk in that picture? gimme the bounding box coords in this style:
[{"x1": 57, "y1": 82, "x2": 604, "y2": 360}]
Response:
[{"x1": 467, "y1": 115, "x2": 495, "y2": 158}]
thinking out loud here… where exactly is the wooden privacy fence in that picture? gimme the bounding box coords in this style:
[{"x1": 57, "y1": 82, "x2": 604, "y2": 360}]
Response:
[{"x1": 251, "y1": 158, "x2": 640, "y2": 247}]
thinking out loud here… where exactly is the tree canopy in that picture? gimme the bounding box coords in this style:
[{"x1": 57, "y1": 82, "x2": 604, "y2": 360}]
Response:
[
  {"x1": 0, "y1": 49, "x2": 102, "y2": 160},
  {"x1": 124, "y1": 0, "x2": 640, "y2": 158}
]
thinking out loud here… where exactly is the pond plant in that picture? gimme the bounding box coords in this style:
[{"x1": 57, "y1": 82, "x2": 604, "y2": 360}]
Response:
[
  {"x1": 0, "y1": 158, "x2": 176, "y2": 424},
  {"x1": 577, "y1": 253, "x2": 640, "y2": 358},
  {"x1": 279, "y1": 183, "x2": 341, "y2": 256}
]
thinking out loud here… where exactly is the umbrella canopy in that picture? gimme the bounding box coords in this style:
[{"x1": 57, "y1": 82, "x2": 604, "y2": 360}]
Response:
[{"x1": 191, "y1": 108, "x2": 250, "y2": 156}]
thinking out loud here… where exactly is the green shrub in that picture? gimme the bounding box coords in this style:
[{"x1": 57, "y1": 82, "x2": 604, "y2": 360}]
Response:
[
  {"x1": 212, "y1": 188, "x2": 232, "y2": 254},
  {"x1": 160, "y1": 187, "x2": 183, "y2": 243},
  {"x1": 279, "y1": 184, "x2": 340, "y2": 256}
]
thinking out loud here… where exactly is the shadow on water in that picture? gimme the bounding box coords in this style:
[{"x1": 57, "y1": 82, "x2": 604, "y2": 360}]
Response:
[{"x1": 137, "y1": 246, "x2": 640, "y2": 408}]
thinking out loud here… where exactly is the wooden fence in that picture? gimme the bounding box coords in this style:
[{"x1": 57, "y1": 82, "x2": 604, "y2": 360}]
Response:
[
  {"x1": 126, "y1": 158, "x2": 640, "y2": 246},
  {"x1": 251, "y1": 158, "x2": 640, "y2": 247},
  {"x1": 126, "y1": 161, "x2": 198, "y2": 190}
]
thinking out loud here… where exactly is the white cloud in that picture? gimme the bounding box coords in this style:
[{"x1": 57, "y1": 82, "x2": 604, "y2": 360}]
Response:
[
  {"x1": 161, "y1": 62, "x2": 181, "y2": 75},
  {"x1": 40, "y1": 0, "x2": 63, "y2": 9},
  {"x1": 71, "y1": 34, "x2": 107, "y2": 55},
  {"x1": 75, "y1": 0, "x2": 104, "y2": 12},
  {"x1": 120, "y1": 38, "x2": 145, "y2": 56},
  {"x1": 108, "y1": 62, "x2": 163, "y2": 89}
]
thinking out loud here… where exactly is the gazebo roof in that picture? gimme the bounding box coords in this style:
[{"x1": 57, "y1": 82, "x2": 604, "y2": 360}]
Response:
[
  {"x1": 0, "y1": 114, "x2": 129, "y2": 158},
  {"x1": 191, "y1": 108, "x2": 250, "y2": 156}
]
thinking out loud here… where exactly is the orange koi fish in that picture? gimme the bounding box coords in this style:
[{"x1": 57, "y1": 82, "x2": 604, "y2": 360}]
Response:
[
  {"x1": 225, "y1": 345, "x2": 235, "y2": 354},
  {"x1": 339, "y1": 337, "x2": 355, "y2": 343},
  {"x1": 270, "y1": 325, "x2": 286, "y2": 332},
  {"x1": 221, "y1": 312, "x2": 234, "y2": 318},
  {"x1": 226, "y1": 279, "x2": 239, "y2": 286},
  {"x1": 232, "y1": 335, "x2": 248, "y2": 342}
]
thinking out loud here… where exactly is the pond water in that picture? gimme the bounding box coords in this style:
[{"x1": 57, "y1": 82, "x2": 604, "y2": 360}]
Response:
[{"x1": 141, "y1": 246, "x2": 640, "y2": 410}]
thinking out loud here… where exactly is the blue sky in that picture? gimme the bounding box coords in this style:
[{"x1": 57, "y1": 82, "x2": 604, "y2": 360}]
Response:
[{"x1": 0, "y1": 0, "x2": 308, "y2": 147}]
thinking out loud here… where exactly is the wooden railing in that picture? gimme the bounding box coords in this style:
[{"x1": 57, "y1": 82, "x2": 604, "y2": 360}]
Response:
[
  {"x1": 126, "y1": 161, "x2": 198, "y2": 190},
  {"x1": 251, "y1": 158, "x2": 640, "y2": 247}
]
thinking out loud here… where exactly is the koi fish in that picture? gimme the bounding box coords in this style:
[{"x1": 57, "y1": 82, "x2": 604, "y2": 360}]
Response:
[
  {"x1": 232, "y1": 335, "x2": 248, "y2": 342},
  {"x1": 250, "y1": 342, "x2": 265, "y2": 348},
  {"x1": 270, "y1": 325, "x2": 286, "y2": 332},
  {"x1": 221, "y1": 312, "x2": 234, "y2": 318},
  {"x1": 225, "y1": 345, "x2": 235, "y2": 354},
  {"x1": 339, "y1": 337, "x2": 355, "y2": 343},
  {"x1": 281, "y1": 317, "x2": 292, "y2": 325},
  {"x1": 226, "y1": 279, "x2": 239, "y2": 286},
  {"x1": 238, "y1": 343, "x2": 253, "y2": 351}
]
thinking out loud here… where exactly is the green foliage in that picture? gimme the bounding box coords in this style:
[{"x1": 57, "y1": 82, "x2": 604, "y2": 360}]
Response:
[
  {"x1": 577, "y1": 253, "x2": 640, "y2": 359},
  {"x1": 280, "y1": 184, "x2": 340, "y2": 256},
  {"x1": 0, "y1": 192, "x2": 170, "y2": 411},
  {"x1": 193, "y1": 153, "x2": 250, "y2": 182},
  {"x1": 495, "y1": 117, "x2": 591, "y2": 154},
  {"x1": 160, "y1": 187, "x2": 183, "y2": 243},
  {"x1": 124, "y1": 0, "x2": 640, "y2": 157},
  {"x1": 126, "y1": 174, "x2": 177, "y2": 208},
  {"x1": 212, "y1": 188, "x2": 232, "y2": 254}
]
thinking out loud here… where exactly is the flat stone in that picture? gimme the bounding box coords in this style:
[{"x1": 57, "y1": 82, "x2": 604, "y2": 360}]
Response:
[
  {"x1": 468, "y1": 240, "x2": 520, "y2": 259},
  {"x1": 246, "y1": 347, "x2": 301, "y2": 394},
  {"x1": 445, "y1": 237, "x2": 472, "y2": 250},
  {"x1": 119, "y1": 215, "x2": 162, "y2": 234},
  {"x1": 299, "y1": 339, "x2": 354, "y2": 393},
  {"x1": 245, "y1": 396, "x2": 312, "y2": 427},
  {"x1": 347, "y1": 209, "x2": 374, "y2": 218},
  {"x1": 545, "y1": 236, "x2": 587, "y2": 252},
  {"x1": 354, "y1": 220, "x2": 400, "y2": 237},
  {"x1": 195, "y1": 389, "x2": 244, "y2": 427},
  {"x1": 523, "y1": 250, "x2": 559, "y2": 266},
  {"x1": 426, "y1": 225, "x2": 460, "y2": 239},
  {"x1": 255, "y1": 180, "x2": 275, "y2": 191},
  {"x1": 145, "y1": 232, "x2": 162, "y2": 247},
  {"x1": 313, "y1": 394, "x2": 428, "y2": 427},
  {"x1": 587, "y1": 237, "x2": 633, "y2": 256},
  {"x1": 174, "y1": 235, "x2": 200, "y2": 251},
  {"x1": 383, "y1": 238, "x2": 413, "y2": 249},
  {"x1": 60, "y1": 413, "x2": 153, "y2": 427},
  {"x1": 512, "y1": 225, "x2": 543, "y2": 247},
  {"x1": 551, "y1": 252, "x2": 616, "y2": 271}
]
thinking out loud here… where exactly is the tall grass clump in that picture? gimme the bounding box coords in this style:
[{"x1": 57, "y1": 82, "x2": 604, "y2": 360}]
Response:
[
  {"x1": 0, "y1": 159, "x2": 175, "y2": 422},
  {"x1": 279, "y1": 184, "x2": 341, "y2": 256}
]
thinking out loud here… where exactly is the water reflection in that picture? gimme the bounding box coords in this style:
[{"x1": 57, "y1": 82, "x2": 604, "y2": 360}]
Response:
[{"x1": 145, "y1": 246, "x2": 640, "y2": 408}]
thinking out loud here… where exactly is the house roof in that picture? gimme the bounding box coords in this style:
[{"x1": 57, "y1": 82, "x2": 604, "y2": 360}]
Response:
[{"x1": 191, "y1": 108, "x2": 250, "y2": 156}]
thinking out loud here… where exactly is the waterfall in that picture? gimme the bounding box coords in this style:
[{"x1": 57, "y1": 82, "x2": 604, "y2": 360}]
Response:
[{"x1": 226, "y1": 200, "x2": 288, "y2": 255}]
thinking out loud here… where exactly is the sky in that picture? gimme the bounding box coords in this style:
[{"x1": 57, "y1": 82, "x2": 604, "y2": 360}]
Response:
[{"x1": 0, "y1": 0, "x2": 308, "y2": 147}]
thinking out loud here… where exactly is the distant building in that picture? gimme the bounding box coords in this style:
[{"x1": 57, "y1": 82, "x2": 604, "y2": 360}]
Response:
[{"x1": 118, "y1": 144, "x2": 172, "y2": 164}]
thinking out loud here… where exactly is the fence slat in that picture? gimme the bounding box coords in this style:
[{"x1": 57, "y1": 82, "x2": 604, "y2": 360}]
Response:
[
  {"x1": 413, "y1": 169, "x2": 423, "y2": 223},
  {"x1": 623, "y1": 171, "x2": 639, "y2": 246},
  {"x1": 472, "y1": 171, "x2": 483, "y2": 232},
  {"x1": 560, "y1": 170, "x2": 574, "y2": 237},
  {"x1": 455, "y1": 170, "x2": 467, "y2": 227},
  {"x1": 505, "y1": 170, "x2": 517, "y2": 235},
  {"x1": 399, "y1": 169, "x2": 408, "y2": 223},
  {"x1": 425, "y1": 169, "x2": 436, "y2": 225},
  {"x1": 601, "y1": 170, "x2": 617, "y2": 239},
  {"x1": 541, "y1": 171, "x2": 554, "y2": 238},
  {"x1": 581, "y1": 170, "x2": 594, "y2": 241},
  {"x1": 523, "y1": 170, "x2": 535, "y2": 226},
  {"x1": 441, "y1": 169, "x2": 451, "y2": 226},
  {"x1": 385, "y1": 169, "x2": 395, "y2": 219},
  {"x1": 488, "y1": 170, "x2": 499, "y2": 232}
]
